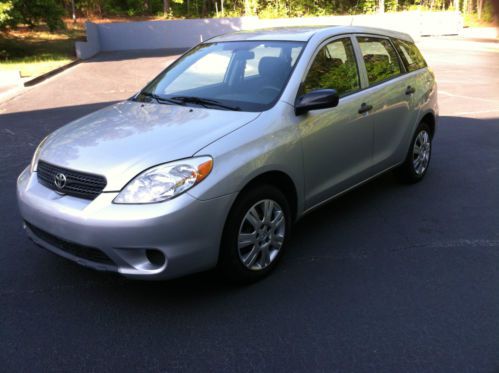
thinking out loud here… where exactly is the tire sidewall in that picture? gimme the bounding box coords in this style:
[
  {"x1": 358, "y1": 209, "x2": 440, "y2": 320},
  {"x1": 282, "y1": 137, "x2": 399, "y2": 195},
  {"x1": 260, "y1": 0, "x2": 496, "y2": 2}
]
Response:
[
  {"x1": 409, "y1": 123, "x2": 432, "y2": 180},
  {"x1": 397, "y1": 121, "x2": 432, "y2": 183},
  {"x1": 219, "y1": 184, "x2": 292, "y2": 283}
]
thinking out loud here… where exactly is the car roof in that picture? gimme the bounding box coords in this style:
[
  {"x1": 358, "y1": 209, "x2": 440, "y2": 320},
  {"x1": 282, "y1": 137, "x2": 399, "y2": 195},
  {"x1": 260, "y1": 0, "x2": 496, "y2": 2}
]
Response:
[{"x1": 208, "y1": 25, "x2": 414, "y2": 43}]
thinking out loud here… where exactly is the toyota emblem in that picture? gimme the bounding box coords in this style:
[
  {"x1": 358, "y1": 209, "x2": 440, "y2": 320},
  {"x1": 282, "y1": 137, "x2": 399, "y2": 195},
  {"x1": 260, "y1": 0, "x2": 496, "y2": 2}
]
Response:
[{"x1": 54, "y1": 173, "x2": 67, "y2": 190}]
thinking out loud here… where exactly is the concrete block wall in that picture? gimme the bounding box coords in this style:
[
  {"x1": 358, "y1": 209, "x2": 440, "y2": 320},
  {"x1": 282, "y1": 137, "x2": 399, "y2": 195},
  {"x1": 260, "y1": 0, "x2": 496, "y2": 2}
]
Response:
[
  {"x1": 75, "y1": 22, "x2": 101, "y2": 59},
  {"x1": 75, "y1": 11, "x2": 463, "y2": 60}
]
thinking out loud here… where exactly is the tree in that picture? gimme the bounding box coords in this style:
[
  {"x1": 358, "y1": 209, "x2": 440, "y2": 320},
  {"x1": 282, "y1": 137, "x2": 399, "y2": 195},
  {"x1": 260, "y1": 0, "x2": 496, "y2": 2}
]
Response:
[
  {"x1": 5, "y1": 0, "x2": 64, "y2": 31},
  {"x1": 71, "y1": 0, "x2": 76, "y2": 22},
  {"x1": 477, "y1": 0, "x2": 484, "y2": 19},
  {"x1": 0, "y1": 1, "x2": 14, "y2": 29}
]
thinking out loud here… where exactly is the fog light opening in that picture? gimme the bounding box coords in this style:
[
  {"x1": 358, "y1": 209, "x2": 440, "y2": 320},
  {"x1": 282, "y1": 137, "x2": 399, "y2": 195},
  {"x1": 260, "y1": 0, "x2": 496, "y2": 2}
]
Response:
[{"x1": 145, "y1": 249, "x2": 166, "y2": 267}]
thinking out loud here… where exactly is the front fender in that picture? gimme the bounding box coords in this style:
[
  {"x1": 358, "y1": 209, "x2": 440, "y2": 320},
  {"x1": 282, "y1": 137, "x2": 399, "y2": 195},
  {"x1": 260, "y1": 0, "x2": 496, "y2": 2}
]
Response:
[{"x1": 189, "y1": 102, "x2": 305, "y2": 216}]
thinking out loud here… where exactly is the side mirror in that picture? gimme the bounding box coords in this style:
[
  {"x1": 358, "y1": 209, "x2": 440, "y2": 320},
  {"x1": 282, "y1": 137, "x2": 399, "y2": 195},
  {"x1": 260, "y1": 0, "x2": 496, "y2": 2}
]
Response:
[{"x1": 295, "y1": 89, "x2": 339, "y2": 116}]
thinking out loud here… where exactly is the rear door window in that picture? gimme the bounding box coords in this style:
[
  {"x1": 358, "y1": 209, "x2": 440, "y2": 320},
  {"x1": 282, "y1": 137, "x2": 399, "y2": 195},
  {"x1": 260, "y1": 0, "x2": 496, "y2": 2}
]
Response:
[
  {"x1": 357, "y1": 36, "x2": 402, "y2": 85},
  {"x1": 392, "y1": 39, "x2": 427, "y2": 72}
]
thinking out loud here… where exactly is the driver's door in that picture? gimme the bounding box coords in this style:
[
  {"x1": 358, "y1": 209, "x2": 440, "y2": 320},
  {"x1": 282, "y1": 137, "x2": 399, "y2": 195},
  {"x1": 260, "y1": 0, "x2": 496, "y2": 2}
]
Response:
[{"x1": 299, "y1": 36, "x2": 374, "y2": 209}]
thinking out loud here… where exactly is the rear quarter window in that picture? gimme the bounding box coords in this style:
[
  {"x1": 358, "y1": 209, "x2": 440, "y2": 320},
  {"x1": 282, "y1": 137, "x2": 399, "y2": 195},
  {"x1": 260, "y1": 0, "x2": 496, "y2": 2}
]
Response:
[{"x1": 393, "y1": 39, "x2": 427, "y2": 72}]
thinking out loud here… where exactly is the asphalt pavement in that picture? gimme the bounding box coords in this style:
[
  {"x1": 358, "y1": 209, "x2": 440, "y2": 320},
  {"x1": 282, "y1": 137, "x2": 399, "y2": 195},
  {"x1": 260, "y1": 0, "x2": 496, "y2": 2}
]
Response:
[{"x1": 1, "y1": 37, "x2": 498, "y2": 372}]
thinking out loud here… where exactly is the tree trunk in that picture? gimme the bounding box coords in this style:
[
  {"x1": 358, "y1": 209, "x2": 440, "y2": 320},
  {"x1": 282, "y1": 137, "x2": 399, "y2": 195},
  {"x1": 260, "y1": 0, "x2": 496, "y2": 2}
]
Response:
[
  {"x1": 491, "y1": 0, "x2": 499, "y2": 38},
  {"x1": 202, "y1": 0, "x2": 207, "y2": 17},
  {"x1": 379, "y1": 0, "x2": 385, "y2": 13},
  {"x1": 143, "y1": 0, "x2": 150, "y2": 14},
  {"x1": 71, "y1": 0, "x2": 76, "y2": 22},
  {"x1": 477, "y1": 0, "x2": 484, "y2": 20},
  {"x1": 163, "y1": 0, "x2": 170, "y2": 16},
  {"x1": 244, "y1": 0, "x2": 250, "y2": 15}
]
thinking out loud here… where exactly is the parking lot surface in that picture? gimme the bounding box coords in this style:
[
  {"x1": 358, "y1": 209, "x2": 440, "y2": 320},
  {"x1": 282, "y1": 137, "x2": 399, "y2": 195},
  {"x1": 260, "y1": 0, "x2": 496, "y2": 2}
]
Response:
[{"x1": 1, "y1": 37, "x2": 498, "y2": 372}]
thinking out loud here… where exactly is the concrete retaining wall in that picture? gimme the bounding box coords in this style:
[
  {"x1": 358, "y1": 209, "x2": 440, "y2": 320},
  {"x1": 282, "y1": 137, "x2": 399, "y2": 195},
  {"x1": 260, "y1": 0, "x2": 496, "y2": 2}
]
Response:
[
  {"x1": 75, "y1": 22, "x2": 101, "y2": 60},
  {"x1": 75, "y1": 11, "x2": 463, "y2": 59}
]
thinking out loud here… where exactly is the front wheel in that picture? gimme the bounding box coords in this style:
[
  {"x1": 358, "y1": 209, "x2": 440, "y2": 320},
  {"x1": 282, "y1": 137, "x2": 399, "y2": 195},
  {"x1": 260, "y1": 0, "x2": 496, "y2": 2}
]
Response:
[
  {"x1": 396, "y1": 122, "x2": 432, "y2": 183},
  {"x1": 218, "y1": 185, "x2": 292, "y2": 284}
]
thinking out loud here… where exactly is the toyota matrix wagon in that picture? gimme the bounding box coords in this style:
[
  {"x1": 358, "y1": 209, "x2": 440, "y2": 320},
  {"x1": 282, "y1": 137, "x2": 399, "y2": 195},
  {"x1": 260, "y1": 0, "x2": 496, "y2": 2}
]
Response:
[{"x1": 17, "y1": 26, "x2": 438, "y2": 282}]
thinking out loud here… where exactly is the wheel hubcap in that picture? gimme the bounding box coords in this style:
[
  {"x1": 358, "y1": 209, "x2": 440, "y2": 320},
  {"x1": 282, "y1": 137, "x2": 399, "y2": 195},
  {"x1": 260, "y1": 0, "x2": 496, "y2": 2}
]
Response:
[
  {"x1": 412, "y1": 130, "x2": 431, "y2": 176},
  {"x1": 237, "y1": 199, "x2": 286, "y2": 271}
]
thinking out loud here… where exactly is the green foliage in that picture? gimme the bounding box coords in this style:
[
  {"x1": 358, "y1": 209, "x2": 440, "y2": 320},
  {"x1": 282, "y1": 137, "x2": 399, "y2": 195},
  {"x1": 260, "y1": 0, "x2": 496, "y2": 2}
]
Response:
[
  {"x1": 358, "y1": 0, "x2": 378, "y2": 13},
  {"x1": 385, "y1": 0, "x2": 399, "y2": 12},
  {"x1": 315, "y1": 62, "x2": 359, "y2": 95},
  {"x1": 302, "y1": 39, "x2": 361, "y2": 96},
  {"x1": 258, "y1": 1, "x2": 288, "y2": 18},
  {"x1": 0, "y1": 1, "x2": 15, "y2": 29},
  {"x1": 3, "y1": 0, "x2": 65, "y2": 31},
  {"x1": 365, "y1": 59, "x2": 399, "y2": 83},
  {"x1": 1, "y1": 0, "x2": 494, "y2": 29}
]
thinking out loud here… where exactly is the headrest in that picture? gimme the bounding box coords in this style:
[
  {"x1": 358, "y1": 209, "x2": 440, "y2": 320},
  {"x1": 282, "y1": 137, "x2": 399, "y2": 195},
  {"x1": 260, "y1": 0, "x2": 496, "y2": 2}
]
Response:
[
  {"x1": 258, "y1": 57, "x2": 290, "y2": 77},
  {"x1": 330, "y1": 58, "x2": 343, "y2": 67}
]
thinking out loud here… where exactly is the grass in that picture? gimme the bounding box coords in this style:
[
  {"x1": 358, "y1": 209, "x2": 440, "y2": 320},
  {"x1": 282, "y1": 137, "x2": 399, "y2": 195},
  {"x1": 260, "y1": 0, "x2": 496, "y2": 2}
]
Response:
[
  {"x1": 0, "y1": 17, "x2": 167, "y2": 78},
  {"x1": 0, "y1": 21, "x2": 84, "y2": 78},
  {"x1": 0, "y1": 16, "x2": 172, "y2": 79},
  {"x1": 1, "y1": 58, "x2": 73, "y2": 78}
]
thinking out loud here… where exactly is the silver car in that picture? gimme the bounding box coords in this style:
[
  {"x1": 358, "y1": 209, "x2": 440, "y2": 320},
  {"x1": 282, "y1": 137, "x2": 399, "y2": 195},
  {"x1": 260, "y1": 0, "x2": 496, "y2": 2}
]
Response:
[{"x1": 17, "y1": 26, "x2": 438, "y2": 282}]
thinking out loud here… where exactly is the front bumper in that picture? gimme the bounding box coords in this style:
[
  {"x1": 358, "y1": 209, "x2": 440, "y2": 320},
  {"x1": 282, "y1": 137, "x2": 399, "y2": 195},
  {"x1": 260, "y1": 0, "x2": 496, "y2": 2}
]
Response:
[{"x1": 17, "y1": 166, "x2": 235, "y2": 280}]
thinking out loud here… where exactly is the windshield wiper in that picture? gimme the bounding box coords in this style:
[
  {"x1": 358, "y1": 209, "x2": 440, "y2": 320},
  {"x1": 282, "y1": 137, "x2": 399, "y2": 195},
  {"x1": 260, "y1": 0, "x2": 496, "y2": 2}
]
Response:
[
  {"x1": 170, "y1": 96, "x2": 240, "y2": 111},
  {"x1": 136, "y1": 92, "x2": 184, "y2": 106}
]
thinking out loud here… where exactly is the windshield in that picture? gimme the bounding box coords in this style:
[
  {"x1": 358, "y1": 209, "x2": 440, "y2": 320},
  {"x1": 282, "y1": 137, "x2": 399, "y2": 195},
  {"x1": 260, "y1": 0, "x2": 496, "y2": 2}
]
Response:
[{"x1": 136, "y1": 41, "x2": 305, "y2": 112}]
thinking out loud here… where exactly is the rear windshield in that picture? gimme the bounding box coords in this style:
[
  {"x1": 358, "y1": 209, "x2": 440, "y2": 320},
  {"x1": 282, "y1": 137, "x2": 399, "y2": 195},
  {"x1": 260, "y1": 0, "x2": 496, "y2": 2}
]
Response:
[
  {"x1": 137, "y1": 41, "x2": 305, "y2": 112},
  {"x1": 392, "y1": 38, "x2": 427, "y2": 72}
]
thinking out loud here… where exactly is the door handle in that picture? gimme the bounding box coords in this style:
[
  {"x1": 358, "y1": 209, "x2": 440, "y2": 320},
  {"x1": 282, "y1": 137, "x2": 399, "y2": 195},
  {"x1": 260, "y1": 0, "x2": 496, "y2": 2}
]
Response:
[
  {"x1": 405, "y1": 85, "x2": 416, "y2": 95},
  {"x1": 358, "y1": 103, "x2": 373, "y2": 114}
]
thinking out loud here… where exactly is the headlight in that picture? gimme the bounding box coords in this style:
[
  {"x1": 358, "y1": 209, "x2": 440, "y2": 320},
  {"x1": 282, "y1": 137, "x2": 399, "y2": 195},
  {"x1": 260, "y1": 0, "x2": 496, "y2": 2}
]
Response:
[
  {"x1": 30, "y1": 136, "x2": 49, "y2": 173},
  {"x1": 114, "y1": 156, "x2": 213, "y2": 204}
]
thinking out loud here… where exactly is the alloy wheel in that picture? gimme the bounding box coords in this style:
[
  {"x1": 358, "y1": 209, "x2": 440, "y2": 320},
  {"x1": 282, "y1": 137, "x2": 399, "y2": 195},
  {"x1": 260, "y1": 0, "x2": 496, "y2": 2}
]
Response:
[
  {"x1": 237, "y1": 199, "x2": 286, "y2": 271},
  {"x1": 412, "y1": 130, "x2": 431, "y2": 176}
]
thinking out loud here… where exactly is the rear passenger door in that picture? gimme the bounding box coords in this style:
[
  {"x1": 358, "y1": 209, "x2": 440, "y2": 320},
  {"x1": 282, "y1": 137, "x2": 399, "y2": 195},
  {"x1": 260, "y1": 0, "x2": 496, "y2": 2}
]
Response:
[{"x1": 355, "y1": 35, "x2": 416, "y2": 172}]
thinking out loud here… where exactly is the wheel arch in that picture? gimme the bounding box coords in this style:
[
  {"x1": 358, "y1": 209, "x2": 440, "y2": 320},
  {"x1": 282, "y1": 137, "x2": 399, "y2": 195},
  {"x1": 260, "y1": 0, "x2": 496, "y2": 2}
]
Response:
[
  {"x1": 236, "y1": 170, "x2": 299, "y2": 222},
  {"x1": 420, "y1": 111, "x2": 437, "y2": 138}
]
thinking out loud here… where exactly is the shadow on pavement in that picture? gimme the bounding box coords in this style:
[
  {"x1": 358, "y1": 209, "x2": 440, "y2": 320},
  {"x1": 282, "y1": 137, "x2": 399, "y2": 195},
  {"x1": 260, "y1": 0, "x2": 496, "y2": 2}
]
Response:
[
  {"x1": 2, "y1": 114, "x2": 499, "y2": 371},
  {"x1": 1, "y1": 114, "x2": 499, "y2": 296}
]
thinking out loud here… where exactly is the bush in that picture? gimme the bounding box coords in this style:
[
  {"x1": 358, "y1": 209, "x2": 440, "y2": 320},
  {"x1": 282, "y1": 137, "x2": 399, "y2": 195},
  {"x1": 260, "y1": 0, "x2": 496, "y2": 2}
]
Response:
[{"x1": 6, "y1": 0, "x2": 65, "y2": 31}]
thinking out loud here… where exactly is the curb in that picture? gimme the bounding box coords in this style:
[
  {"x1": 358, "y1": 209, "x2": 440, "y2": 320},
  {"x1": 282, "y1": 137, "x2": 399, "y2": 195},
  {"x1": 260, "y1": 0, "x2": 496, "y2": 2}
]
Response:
[
  {"x1": 0, "y1": 84, "x2": 26, "y2": 105},
  {"x1": 24, "y1": 59, "x2": 81, "y2": 87}
]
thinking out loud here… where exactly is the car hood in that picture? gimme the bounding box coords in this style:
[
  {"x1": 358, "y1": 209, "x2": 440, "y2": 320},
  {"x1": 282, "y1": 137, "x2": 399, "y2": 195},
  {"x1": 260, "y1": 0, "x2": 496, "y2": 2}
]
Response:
[{"x1": 38, "y1": 101, "x2": 260, "y2": 191}]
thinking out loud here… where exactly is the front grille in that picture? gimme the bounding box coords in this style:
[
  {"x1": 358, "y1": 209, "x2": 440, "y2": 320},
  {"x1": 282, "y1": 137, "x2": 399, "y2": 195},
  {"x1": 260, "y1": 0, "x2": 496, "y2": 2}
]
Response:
[
  {"x1": 25, "y1": 221, "x2": 114, "y2": 266},
  {"x1": 37, "y1": 160, "x2": 107, "y2": 200}
]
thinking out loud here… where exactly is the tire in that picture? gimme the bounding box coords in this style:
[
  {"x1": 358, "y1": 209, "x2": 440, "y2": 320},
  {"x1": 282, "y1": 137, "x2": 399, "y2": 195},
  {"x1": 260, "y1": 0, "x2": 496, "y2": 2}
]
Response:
[
  {"x1": 218, "y1": 184, "x2": 292, "y2": 284},
  {"x1": 395, "y1": 121, "x2": 432, "y2": 184}
]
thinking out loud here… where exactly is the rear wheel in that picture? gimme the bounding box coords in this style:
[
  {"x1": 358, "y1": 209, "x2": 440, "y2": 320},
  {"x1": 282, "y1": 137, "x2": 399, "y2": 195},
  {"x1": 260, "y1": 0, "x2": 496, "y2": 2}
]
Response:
[
  {"x1": 218, "y1": 185, "x2": 291, "y2": 284},
  {"x1": 396, "y1": 122, "x2": 432, "y2": 183}
]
